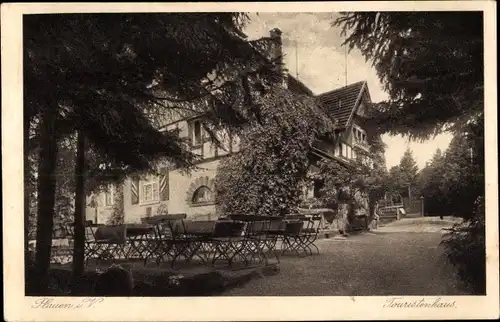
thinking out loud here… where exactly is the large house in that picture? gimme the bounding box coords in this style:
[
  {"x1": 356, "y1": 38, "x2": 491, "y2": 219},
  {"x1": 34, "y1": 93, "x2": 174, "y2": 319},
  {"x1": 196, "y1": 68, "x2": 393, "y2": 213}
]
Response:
[{"x1": 85, "y1": 28, "x2": 377, "y2": 224}]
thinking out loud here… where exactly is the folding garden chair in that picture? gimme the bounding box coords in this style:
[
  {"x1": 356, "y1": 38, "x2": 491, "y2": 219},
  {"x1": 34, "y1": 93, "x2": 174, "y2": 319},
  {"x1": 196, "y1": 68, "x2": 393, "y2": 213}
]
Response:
[
  {"x1": 124, "y1": 223, "x2": 155, "y2": 261},
  {"x1": 143, "y1": 214, "x2": 191, "y2": 268},
  {"x1": 179, "y1": 220, "x2": 218, "y2": 264},
  {"x1": 84, "y1": 222, "x2": 103, "y2": 266},
  {"x1": 262, "y1": 218, "x2": 285, "y2": 263},
  {"x1": 210, "y1": 220, "x2": 247, "y2": 268},
  {"x1": 280, "y1": 220, "x2": 306, "y2": 256},
  {"x1": 241, "y1": 220, "x2": 273, "y2": 265},
  {"x1": 299, "y1": 215, "x2": 322, "y2": 255}
]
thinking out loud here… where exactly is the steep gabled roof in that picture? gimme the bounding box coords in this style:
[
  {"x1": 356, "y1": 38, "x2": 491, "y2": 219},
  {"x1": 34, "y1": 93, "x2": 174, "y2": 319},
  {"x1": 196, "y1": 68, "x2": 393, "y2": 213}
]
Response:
[
  {"x1": 316, "y1": 81, "x2": 367, "y2": 129},
  {"x1": 287, "y1": 75, "x2": 314, "y2": 96}
]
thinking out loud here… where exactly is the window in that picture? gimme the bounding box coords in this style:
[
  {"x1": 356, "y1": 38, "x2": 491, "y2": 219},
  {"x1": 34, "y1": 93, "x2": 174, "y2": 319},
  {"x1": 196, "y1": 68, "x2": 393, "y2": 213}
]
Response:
[
  {"x1": 313, "y1": 180, "x2": 324, "y2": 198},
  {"x1": 342, "y1": 143, "x2": 347, "y2": 157},
  {"x1": 192, "y1": 120, "x2": 202, "y2": 146},
  {"x1": 335, "y1": 142, "x2": 341, "y2": 156},
  {"x1": 192, "y1": 186, "x2": 213, "y2": 204},
  {"x1": 141, "y1": 180, "x2": 159, "y2": 203},
  {"x1": 103, "y1": 185, "x2": 114, "y2": 207},
  {"x1": 352, "y1": 126, "x2": 367, "y2": 145}
]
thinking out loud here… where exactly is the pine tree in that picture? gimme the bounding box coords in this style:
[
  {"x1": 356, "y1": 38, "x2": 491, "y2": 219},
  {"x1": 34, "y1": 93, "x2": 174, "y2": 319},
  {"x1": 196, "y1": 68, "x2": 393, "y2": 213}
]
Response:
[
  {"x1": 334, "y1": 12, "x2": 485, "y2": 292},
  {"x1": 334, "y1": 12, "x2": 483, "y2": 139},
  {"x1": 25, "y1": 13, "x2": 282, "y2": 295},
  {"x1": 390, "y1": 148, "x2": 418, "y2": 198}
]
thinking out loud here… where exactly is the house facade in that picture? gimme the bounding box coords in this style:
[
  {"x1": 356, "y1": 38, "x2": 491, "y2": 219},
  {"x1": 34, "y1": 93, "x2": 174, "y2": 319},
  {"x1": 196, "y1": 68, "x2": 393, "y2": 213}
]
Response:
[{"x1": 85, "y1": 29, "x2": 377, "y2": 225}]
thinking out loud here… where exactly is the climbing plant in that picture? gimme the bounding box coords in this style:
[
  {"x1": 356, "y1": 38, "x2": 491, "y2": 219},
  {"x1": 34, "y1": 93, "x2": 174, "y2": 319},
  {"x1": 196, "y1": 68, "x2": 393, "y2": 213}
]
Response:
[
  {"x1": 107, "y1": 184, "x2": 124, "y2": 225},
  {"x1": 316, "y1": 140, "x2": 389, "y2": 225},
  {"x1": 215, "y1": 87, "x2": 335, "y2": 217}
]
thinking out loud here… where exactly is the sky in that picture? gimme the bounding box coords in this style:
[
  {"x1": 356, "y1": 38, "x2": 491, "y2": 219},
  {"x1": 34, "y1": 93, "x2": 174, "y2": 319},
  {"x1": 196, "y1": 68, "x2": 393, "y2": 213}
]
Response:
[{"x1": 244, "y1": 12, "x2": 453, "y2": 170}]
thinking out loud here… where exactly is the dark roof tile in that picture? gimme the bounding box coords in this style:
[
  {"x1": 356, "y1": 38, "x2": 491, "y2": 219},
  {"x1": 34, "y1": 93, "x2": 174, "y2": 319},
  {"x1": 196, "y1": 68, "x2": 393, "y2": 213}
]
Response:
[{"x1": 316, "y1": 81, "x2": 366, "y2": 128}]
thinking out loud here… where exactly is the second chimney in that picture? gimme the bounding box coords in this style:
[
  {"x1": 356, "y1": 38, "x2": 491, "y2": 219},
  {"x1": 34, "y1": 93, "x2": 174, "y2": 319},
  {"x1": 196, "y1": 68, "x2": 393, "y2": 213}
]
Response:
[{"x1": 269, "y1": 28, "x2": 287, "y2": 88}]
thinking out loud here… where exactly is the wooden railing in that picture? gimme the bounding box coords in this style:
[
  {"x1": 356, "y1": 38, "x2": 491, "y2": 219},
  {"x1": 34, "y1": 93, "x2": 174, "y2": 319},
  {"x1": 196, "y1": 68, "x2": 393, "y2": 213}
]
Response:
[{"x1": 379, "y1": 205, "x2": 405, "y2": 221}]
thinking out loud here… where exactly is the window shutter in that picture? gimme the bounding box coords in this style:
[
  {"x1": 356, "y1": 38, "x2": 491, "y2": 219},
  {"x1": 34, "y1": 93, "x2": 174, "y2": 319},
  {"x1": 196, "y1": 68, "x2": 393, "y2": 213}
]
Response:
[
  {"x1": 131, "y1": 176, "x2": 140, "y2": 205},
  {"x1": 159, "y1": 167, "x2": 169, "y2": 201}
]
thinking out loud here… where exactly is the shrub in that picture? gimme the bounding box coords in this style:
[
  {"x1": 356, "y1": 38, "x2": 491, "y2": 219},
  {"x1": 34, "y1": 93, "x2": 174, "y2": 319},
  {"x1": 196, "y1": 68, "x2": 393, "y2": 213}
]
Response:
[
  {"x1": 94, "y1": 264, "x2": 134, "y2": 296},
  {"x1": 441, "y1": 196, "x2": 486, "y2": 294}
]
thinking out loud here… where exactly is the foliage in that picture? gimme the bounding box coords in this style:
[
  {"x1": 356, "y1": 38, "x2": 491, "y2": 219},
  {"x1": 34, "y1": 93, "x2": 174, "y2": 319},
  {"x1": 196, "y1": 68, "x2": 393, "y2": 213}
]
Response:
[
  {"x1": 316, "y1": 142, "x2": 389, "y2": 220},
  {"x1": 416, "y1": 148, "x2": 446, "y2": 215},
  {"x1": 334, "y1": 12, "x2": 483, "y2": 139},
  {"x1": 418, "y1": 115, "x2": 484, "y2": 219},
  {"x1": 215, "y1": 87, "x2": 335, "y2": 217},
  {"x1": 25, "y1": 13, "x2": 282, "y2": 294},
  {"x1": 26, "y1": 151, "x2": 39, "y2": 239},
  {"x1": 24, "y1": 11, "x2": 286, "y2": 223},
  {"x1": 335, "y1": 12, "x2": 485, "y2": 292},
  {"x1": 398, "y1": 148, "x2": 419, "y2": 184},
  {"x1": 300, "y1": 197, "x2": 326, "y2": 210},
  {"x1": 54, "y1": 195, "x2": 75, "y2": 224},
  {"x1": 107, "y1": 184, "x2": 125, "y2": 225},
  {"x1": 25, "y1": 13, "x2": 282, "y2": 166},
  {"x1": 441, "y1": 196, "x2": 485, "y2": 294},
  {"x1": 157, "y1": 204, "x2": 169, "y2": 216},
  {"x1": 24, "y1": 12, "x2": 286, "y2": 203},
  {"x1": 387, "y1": 148, "x2": 419, "y2": 196}
]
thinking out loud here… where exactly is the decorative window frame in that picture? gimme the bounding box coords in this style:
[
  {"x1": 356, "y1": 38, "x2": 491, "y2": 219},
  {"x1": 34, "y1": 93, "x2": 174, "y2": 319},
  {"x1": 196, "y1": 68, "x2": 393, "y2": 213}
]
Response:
[
  {"x1": 140, "y1": 178, "x2": 160, "y2": 205},
  {"x1": 186, "y1": 176, "x2": 216, "y2": 207}
]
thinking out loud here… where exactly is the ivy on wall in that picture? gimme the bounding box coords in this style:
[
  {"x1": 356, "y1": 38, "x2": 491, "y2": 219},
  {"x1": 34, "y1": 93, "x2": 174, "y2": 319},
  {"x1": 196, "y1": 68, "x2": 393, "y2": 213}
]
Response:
[{"x1": 215, "y1": 87, "x2": 335, "y2": 217}]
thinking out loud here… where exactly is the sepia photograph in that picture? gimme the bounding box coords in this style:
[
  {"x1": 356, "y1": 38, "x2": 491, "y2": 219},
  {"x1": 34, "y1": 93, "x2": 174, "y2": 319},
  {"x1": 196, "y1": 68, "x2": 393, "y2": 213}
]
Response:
[{"x1": 2, "y1": 2, "x2": 498, "y2": 321}]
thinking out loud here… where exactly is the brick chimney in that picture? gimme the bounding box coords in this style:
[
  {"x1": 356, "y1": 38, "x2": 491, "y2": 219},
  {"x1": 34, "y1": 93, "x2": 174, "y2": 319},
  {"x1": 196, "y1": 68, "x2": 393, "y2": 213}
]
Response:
[{"x1": 269, "y1": 28, "x2": 287, "y2": 88}]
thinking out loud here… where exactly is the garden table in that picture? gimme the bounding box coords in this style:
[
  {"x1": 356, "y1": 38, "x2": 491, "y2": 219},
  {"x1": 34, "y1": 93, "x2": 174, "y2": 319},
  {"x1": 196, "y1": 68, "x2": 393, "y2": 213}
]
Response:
[
  {"x1": 298, "y1": 208, "x2": 335, "y2": 229},
  {"x1": 123, "y1": 223, "x2": 155, "y2": 260},
  {"x1": 180, "y1": 220, "x2": 218, "y2": 263},
  {"x1": 209, "y1": 220, "x2": 247, "y2": 268},
  {"x1": 141, "y1": 214, "x2": 193, "y2": 268},
  {"x1": 228, "y1": 215, "x2": 285, "y2": 264},
  {"x1": 93, "y1": 225, "x2": 129, "y2": 261}
]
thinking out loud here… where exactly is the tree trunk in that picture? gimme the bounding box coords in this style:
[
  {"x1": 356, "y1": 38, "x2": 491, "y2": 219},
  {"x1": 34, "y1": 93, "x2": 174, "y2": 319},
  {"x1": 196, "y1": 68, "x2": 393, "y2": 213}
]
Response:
[
  {"x1": 34, "y1": 107, "x2": 58, "y2": 295},
  {"x1": 71, "y1": 130, "x2": 86, "y2": 295},
  {"x1": 24, "y1": 119, "x2": 31, "y2": 293}
]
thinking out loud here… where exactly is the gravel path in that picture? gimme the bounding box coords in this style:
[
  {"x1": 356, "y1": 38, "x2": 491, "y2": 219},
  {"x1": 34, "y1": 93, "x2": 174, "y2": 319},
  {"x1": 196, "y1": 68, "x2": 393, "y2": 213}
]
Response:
[{"x1": 223, "y1": 217, "x2": 471, "y2": 296}]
